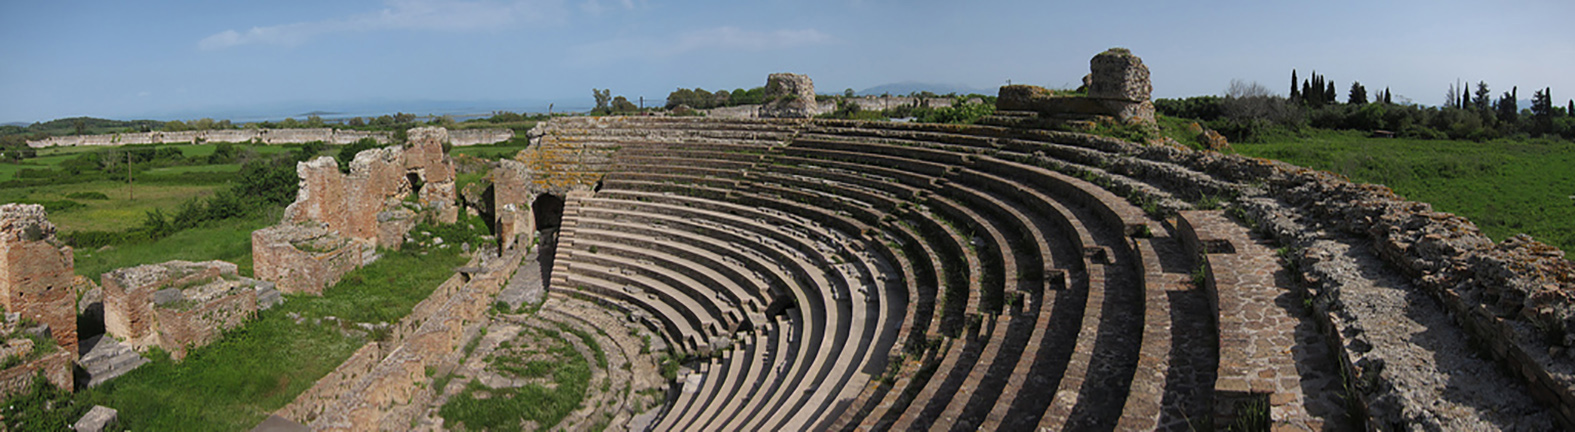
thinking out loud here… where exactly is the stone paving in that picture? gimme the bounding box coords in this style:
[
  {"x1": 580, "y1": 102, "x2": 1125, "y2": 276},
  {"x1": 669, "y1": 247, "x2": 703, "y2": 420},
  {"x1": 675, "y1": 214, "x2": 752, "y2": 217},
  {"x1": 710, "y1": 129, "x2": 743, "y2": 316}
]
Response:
[{"x1": 1182, "y1": 210, "x2": 1346, "y2": 430}]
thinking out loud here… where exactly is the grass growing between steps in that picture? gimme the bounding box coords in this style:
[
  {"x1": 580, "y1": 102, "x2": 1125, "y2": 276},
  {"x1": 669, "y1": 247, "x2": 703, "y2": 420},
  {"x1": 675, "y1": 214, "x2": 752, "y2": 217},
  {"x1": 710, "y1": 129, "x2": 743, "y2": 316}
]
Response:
[
  {"x1": 440, "y1": 326, "x2": 592, "y2": 431},
  {"x1": 72, "y1": 222, "x2": 477, "y2": 431},
  {"x1": 1232, "y1": 130, "x2": 1575, "y2": 252}
]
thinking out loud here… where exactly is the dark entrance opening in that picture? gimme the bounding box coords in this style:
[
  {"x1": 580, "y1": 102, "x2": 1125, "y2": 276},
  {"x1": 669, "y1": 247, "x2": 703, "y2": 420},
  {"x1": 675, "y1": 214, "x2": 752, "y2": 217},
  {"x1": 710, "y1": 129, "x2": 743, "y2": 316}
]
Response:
[
  {"x1": 533, "y1": 194, "x2": 567, "y2": 284},
  {"x1": 406, "y1": 173, "x2": 425, "y2": 196},
  {"x1": 533, "y1": 194, "x2": 565, "y2": 231}
]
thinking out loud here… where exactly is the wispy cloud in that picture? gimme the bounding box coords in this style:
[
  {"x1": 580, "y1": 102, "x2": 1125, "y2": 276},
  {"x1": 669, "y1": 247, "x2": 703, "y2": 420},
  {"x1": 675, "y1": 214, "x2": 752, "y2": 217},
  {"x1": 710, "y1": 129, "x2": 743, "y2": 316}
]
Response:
[
  {"x1": 199, "y1": 0, "x2": 566, "y2": 50},
  {"x1": 571, "y1": 27, "x2": 834, "y2": 65},
  {"x1": 579, "y1": 0, "x2": 639, "y2": 15}
]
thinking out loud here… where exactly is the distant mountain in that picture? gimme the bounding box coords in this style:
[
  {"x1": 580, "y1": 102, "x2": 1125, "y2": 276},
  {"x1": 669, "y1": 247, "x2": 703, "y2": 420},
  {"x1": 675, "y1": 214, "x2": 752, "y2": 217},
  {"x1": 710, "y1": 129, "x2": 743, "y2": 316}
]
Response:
[
  {"x1": 1, "y1": 122, "x2": 28, "y2": 127},
  {"x1": 856, "y1": 82, "x2": 992, "y2": 97}
]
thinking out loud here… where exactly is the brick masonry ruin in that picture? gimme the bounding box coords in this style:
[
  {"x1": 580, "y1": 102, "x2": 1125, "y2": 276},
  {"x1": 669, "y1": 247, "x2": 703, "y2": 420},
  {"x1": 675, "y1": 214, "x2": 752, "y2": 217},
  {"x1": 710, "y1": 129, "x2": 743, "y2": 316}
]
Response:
[
  {"x1": 253, "y1": 126, "x2": 461, "y2": 295},
  {"x1": 0, "y1": 204, "x2": 76, "y2": 398},
  {"x1": 0, "y1": 203, "x2": 78, "y2": 356},
  {"x1": 101, "y1": 260, "x2": 277, "y2": 360}
]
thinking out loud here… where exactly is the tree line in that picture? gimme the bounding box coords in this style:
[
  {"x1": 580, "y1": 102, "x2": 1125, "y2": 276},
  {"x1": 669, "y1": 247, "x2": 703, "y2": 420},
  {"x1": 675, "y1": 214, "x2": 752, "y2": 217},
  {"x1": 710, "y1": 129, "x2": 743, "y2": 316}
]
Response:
[{"x1": 1156, "y1": 69, "x2": 1575, "y2": 142}]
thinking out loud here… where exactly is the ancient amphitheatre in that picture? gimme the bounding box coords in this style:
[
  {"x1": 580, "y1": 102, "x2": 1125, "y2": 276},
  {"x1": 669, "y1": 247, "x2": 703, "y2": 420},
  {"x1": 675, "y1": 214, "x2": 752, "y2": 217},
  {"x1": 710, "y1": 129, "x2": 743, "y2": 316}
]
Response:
[{"x1": 3, "y1": 48, "x2": 1574, "y2": 431}]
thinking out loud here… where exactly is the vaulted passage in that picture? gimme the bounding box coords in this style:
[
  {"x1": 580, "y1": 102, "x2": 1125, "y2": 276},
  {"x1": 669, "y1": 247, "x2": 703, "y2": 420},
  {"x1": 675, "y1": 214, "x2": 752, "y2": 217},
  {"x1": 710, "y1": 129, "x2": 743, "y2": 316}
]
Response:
[{"x1": 532, "y1": 193, "x2": 565, "y2": 231}]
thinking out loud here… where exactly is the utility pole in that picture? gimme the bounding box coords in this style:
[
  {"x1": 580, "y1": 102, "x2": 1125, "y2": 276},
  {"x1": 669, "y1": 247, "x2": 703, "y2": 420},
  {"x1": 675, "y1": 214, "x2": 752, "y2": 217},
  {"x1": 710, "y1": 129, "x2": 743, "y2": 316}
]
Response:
[{"x1": 640, "y1": 96, "x2": 644, "y2": 110}]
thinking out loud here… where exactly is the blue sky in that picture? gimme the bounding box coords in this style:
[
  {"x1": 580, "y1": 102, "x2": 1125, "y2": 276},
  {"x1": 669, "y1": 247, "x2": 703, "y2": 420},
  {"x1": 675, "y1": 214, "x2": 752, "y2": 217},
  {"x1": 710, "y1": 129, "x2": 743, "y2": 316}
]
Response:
[{"x1": 2, "y1": 0, "x2": 1572, "y2": 123}]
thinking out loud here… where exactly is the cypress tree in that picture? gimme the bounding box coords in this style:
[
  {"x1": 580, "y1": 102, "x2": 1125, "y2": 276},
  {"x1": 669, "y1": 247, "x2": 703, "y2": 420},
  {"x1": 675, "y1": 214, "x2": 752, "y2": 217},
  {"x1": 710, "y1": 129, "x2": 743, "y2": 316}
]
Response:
[
  {"x1": 1384, "y1": 88, "x2": 1392, "y2": 104},
  {"x1": 1326, "y1": 81, "x2": 1336, "y2": 105},
  {"x1": 1291, "y1": 70, "x2": 1299, "y2": 101}
]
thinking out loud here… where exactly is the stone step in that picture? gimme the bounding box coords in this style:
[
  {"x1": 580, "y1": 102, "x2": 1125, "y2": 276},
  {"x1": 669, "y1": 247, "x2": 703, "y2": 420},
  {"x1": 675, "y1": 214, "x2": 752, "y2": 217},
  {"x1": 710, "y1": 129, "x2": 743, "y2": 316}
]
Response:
[{"x1": 77, "y1": 335, "x2": 150, "y2": 388}]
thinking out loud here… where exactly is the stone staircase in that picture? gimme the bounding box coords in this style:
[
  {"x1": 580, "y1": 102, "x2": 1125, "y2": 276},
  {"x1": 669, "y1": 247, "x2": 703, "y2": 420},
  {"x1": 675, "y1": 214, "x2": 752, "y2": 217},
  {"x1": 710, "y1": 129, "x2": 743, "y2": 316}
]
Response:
[{"x1": 76, "y1": 334, "x2": 149, "y2": 388}]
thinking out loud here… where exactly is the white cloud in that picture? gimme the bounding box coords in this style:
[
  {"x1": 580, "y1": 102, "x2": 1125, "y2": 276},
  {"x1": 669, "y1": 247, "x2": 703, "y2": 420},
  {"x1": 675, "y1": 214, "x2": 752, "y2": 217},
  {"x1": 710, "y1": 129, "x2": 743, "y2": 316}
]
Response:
[
  {"x1": 580, "y1": 0, "x2": 639, "y2": 15},
  {"x1": 199, "y1": 0, "x2": 566, "y2": 50},
  {"x1": 570, "y1": 27, "x2": 833, "y2": 65}
]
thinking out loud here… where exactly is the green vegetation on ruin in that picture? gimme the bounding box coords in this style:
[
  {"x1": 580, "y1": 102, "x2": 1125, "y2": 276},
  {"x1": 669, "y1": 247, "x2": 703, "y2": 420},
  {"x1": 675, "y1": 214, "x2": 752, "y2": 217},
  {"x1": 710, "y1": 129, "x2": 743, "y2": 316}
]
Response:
[
  {"x1": 1232, "y1": 129, "x2": 1575, "y2": 251},
  {"x1": 72, "y1": 220, "x2": 479, "y2": 431},
  {"x1": 440, "y1": 325, "x2": 592, "y2": 432}
]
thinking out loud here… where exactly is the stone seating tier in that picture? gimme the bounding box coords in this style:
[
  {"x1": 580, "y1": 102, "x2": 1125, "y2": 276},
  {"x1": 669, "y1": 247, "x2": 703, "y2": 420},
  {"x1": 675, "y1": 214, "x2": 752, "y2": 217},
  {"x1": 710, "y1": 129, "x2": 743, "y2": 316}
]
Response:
[{"x1": 524, "y1": 113, "x2": 1571, "y2": 431}]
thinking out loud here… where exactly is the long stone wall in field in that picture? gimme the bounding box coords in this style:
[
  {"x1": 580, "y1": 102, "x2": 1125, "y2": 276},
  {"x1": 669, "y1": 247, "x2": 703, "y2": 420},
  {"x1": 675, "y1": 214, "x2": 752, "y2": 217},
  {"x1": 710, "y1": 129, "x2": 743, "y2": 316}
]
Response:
[{"x1": 25, "y1": 127, "x2": 515, "y2": 148}]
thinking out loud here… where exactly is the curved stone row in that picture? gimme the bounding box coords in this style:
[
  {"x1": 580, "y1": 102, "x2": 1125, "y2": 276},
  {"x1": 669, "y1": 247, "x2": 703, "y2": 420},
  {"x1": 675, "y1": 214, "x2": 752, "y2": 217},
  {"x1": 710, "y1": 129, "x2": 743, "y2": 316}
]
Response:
[{"x1": 527, "y1": 115, "x2": 1569, "y2": 431}]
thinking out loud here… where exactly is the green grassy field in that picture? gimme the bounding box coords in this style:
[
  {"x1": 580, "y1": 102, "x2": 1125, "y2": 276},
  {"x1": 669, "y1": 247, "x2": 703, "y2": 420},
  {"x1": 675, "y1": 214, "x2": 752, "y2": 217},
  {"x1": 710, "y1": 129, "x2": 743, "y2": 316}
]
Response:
[
  {"x1": 1, "y1": 181, "x2": 222, "y2": 232},
  {"x1": 1232, "y1": 129, "x2": 1575, "y2": 252},
  {"x1": 73, "y1": 211, "x2": 277, "y2": 282}
]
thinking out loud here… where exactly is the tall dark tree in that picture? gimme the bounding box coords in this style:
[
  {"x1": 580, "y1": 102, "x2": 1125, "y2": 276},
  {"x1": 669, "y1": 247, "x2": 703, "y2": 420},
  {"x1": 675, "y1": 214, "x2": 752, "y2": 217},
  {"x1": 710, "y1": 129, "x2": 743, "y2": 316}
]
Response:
[
  {"x1": 1348, "y1": 82, "x2": 1367, "y2": 105},
  {"x1": 1290, "y1": 70, "x2": 1300, "y2": 101},
  {"x1": 1569, "y1": 100, "x2": 1574, "y2": 117},
  {"x1": 1531, "y1": 87, "x2": 1554, "y2": 135},
  {"x1": 592, "y1": 88, "x2": 611, "y2": 113},
  {"x1": 1473, "y1": 81, "x2": 1492, "y2": 111},
  {"x1": 1497, "y1": 87, "x2": 1519, "y2": 124},
  {"x1": 1326, "y1": 81, "x2": 1336, "y2": 105},
  {"x1": 1383, "y1": 88, "x2": 1393, "y2": 104}
]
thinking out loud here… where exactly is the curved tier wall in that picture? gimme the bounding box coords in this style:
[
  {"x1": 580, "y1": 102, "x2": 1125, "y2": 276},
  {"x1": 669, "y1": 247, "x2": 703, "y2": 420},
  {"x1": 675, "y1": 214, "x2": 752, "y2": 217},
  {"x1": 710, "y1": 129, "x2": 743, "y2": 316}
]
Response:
[{"x1": 525, "y1": 115, "x2": 1573, "y2": 431}]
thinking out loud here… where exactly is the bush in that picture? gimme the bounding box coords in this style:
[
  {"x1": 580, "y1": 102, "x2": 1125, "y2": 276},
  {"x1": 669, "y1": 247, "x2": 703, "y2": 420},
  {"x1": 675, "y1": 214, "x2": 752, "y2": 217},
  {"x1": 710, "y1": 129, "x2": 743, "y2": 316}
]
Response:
[{"x1": 336, "y1": 138, "x2": 385, "y2": 172}]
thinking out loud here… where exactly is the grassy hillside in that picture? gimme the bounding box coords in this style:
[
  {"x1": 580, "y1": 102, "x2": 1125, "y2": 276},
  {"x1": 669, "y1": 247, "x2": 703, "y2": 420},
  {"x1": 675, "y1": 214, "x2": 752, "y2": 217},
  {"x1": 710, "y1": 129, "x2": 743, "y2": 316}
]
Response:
[{"x1": 1231, "y1": 129, "x2": 1575, "y2": 251}]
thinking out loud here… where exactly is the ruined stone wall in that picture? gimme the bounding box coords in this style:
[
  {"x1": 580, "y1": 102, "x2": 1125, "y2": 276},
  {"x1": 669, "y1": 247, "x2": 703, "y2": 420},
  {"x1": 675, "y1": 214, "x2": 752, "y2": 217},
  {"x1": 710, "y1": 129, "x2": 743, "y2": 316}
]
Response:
[
  {"x1": 0, "y1": 204, "x2": 78, "y2": 355},
  {"x1": 101, "y1": 260, "x2": 260, "y2": 358},
  {"x1": 277, "y1": 246, "x2": 525, "y2": 429},
  {"x1": 404, "y1": 127, "x2": 459, "y2": 224},
  {"x1": 991, "y1": 47, "x2": 1155, "y2": 125},
  {"x1": 150, "y1": 290, "x2": 257, "y2": 360},
  {"x1": 0, "y1": 350, "x2": 71, "y2": 398},
  {"x1": 491, "y1": 159, "x2": 536, "y2": 251},
  {"x1": 845, "y1": 96, "x2": 957, "y2": 112},
  {"x1": 759, "y1": 73, "x2": 822, "y2": 118},
  {"x1": 279, "y1": 126, "x2": 457, "y2": 249},
  {"x1": 251, "y1": 223, "x2": 363, "y2": 295},
  {"x1": 448, "y1": 128, "x2": 515, "y2": 146},
  {"x1": 257, "y1": 127, "x2": 461, "y2": 297},
  {"x1": 23, "y1": 128, "x2": 518, "y2": 148}
]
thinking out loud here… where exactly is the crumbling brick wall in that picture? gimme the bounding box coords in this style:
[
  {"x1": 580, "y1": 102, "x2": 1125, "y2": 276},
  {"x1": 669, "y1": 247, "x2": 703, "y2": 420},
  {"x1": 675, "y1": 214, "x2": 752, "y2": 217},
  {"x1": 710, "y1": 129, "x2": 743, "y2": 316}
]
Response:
[
  {"x1": 101, "y1": 260, "x2": 262, "y2": 360},
  {"x1": 150, "y1": 289, "x2": 257, "y2": 360},
  {"x1": 0, "y1": 351, "x2": 71, "y2": 397},
  {"x1": 257, "y1": 127, "x2": 465, "y2": 296},
  {"x1": 252, "y1": 223, "x2": 362, "y2": 295},
  {"x1": 491, "y1": 159, "x2": 536, "y2": 251},
  {"x1": 0, "y1": 203, "x2": 78, "y2": 355}
]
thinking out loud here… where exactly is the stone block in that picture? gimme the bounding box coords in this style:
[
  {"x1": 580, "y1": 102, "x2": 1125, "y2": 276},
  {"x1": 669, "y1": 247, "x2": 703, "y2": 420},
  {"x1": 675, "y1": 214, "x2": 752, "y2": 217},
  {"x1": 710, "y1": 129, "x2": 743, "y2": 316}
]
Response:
[
  {"x1": 72, "y1": 405, "x2": 118, "y2": 432},
  {"x1": 152, "y1": 288, "x2": 183, "y2": 305}
]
